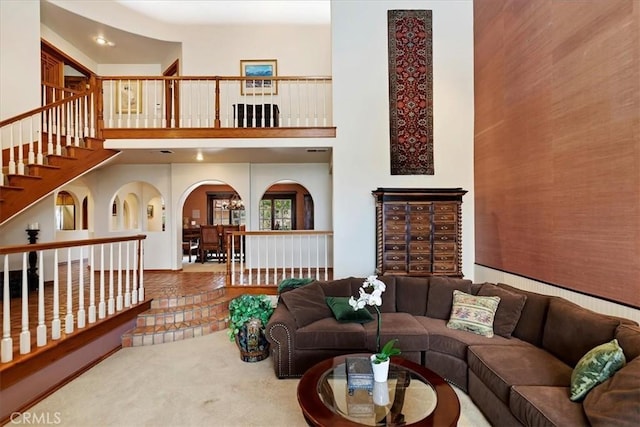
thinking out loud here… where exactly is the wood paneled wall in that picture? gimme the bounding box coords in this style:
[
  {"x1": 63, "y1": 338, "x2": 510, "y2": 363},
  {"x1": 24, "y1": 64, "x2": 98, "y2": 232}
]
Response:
[{"x1": 473, "y1": 0, "x2": 639, "y2": 307}]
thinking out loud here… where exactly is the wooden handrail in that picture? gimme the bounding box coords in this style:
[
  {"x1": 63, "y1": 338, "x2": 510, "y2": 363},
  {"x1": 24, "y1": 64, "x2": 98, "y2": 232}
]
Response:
[
  {"x1": 0, "y1": 90, "x2": 92, "y2": 128},
  {"x1": 0, "y1": 234, "x2": 146, "y2": 255}
]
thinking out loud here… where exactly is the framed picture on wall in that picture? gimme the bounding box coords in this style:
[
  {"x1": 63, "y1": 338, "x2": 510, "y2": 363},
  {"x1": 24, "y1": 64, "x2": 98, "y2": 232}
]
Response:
[
  {"x1": 240, "y1": 59, "x2": 278, "y2": 95},
  {"x1": 147, "y1": 205, "x2": 154, "y2": 218},
  {"x1": 116, "y1": 80, "x2": 142, "y2": 114}
]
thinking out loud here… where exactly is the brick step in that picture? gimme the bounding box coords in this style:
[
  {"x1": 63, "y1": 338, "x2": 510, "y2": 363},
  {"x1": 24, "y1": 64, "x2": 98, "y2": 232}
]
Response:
[{"x1": 121, "y1": 291, "x2": 233, "y2": 347}]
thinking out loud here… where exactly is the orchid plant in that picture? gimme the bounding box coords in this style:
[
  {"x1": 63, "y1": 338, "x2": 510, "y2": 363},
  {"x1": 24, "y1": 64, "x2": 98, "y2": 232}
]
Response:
[{"x1": 349, "y1": 275, "x2": 388, "y2": 355}]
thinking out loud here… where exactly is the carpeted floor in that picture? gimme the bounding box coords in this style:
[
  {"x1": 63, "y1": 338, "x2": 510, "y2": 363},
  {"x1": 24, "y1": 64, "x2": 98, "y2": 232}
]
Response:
[{"x1": 12, "y1": 330, "x2": 490, "y2": 426}]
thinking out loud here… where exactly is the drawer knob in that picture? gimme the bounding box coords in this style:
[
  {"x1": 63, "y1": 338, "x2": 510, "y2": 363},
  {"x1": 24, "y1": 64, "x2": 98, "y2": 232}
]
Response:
[
  {"x1": 441, "y1": 226, "x2": 448, "y2": 230},
  {"x1": 417, "y1": 256, "x2": 424, "y2": 260},
  {"x1": 440, "y1": 236, "x2": 449, "y2": 240},
  {"x1": 417, "y1": 236, "x2": 424, "y2": 240},
  {"x1": 392, "y1": 246, "x2": 399, "y2": 250}
]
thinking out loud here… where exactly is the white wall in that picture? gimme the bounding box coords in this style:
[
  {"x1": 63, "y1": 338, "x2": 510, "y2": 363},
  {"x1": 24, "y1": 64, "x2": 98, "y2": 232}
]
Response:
[
  {"x1": 0, "y1": 0, "x2": 40, "y2": 121},
  {"x1": 331, "y1": 1, "x2": 475, "y2": 278}
]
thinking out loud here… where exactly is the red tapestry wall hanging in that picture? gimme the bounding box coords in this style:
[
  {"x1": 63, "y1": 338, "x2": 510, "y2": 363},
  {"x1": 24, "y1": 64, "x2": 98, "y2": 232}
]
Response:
[{"x1": 388, "y1": 10, "x2": 433, "y2": 175}]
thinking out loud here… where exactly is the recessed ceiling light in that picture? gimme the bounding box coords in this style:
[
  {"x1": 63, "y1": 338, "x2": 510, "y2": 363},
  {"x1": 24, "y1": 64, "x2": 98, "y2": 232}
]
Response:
[
  {"x1": 196, "y1": 152, "x2": 203, "y2": 161},
  {"x1": 94, "y1": 36, "x2": 115, "y2": 47}
]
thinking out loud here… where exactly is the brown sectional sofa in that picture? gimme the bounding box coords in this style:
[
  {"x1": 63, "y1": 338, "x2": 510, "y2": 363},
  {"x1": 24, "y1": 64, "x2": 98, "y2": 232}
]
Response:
[{"x1": 265, "y1": 275, "x2": 640, "y2": 426}]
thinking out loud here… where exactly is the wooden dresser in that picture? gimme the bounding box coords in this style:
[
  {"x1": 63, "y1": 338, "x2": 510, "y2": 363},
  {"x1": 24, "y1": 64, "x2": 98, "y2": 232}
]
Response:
[{"x1": 372, "y1": 188, "x2": 467, "y2": 278}]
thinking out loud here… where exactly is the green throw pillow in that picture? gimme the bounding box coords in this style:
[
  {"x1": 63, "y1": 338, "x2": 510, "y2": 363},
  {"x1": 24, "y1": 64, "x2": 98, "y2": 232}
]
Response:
[
  {"x1": 446, "y1": 290, "x2": 500, "y2": 337},
  {"x1": 277, "y1": 277, "x2": 315, "y2": 294},
  {"x1": 326, "y1": 296, "x2": 374, "y2": 324},
  {"x1": 570, "y1": 338, "x2": 626, "y2": 402}
]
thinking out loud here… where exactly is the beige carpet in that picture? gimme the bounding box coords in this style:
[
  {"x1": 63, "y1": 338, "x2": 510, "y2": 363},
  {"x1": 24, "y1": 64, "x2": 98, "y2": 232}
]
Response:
[{"x1": 13, "y1": 331, "x2": 490, "y2": 427}]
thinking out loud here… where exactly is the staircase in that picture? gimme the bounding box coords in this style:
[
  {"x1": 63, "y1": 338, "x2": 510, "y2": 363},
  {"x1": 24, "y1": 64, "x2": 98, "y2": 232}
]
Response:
[
  {"x1": 0, "y1": 136, "x2": 119, "y2": 224},
  {"x1": 121, "y1": 287, "x2": 234, "y2": 347}
]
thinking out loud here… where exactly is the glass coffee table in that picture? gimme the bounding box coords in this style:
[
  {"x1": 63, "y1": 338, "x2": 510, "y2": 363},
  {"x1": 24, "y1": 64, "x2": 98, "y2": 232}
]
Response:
[{"x1": 297, "y1": 354, "x2": 460, "y2": 426}]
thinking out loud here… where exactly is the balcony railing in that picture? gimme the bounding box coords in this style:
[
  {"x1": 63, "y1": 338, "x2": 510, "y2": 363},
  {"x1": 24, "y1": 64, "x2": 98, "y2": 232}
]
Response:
[
  {"x1": 223, "y1": 230, "x2": 333, "y2": 286},
  {"x1": 0, "y1": 234, "x2": 146, "y2": 364},
  {"x1": 97, "y1": 76, "x2": 333, "y2": 137}
]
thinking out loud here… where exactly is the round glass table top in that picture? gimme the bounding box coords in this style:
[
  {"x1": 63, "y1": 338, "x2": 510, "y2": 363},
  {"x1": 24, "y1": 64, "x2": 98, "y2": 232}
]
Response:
[
  {"x1": 297, "y1": 354, "x2": 460, "y2": 427},
  {"x1": 319, "y1": 361, "x2": 437, "y2": 426}
]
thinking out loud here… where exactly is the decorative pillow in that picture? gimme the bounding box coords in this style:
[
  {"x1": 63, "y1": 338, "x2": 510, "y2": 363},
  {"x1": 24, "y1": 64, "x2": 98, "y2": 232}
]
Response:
[
  {"x1": 478, "y1": 283, "x2": 527, "y2": 338},
  {"x1": 279, "y1": 282, "x2": 332, "y2": 328},
  {"x1": 426, "y1": 276, "x2": 472, "y2": 320},
  {"x1": 277, "y1": 277, "x2": 315, "y2": 294},
  {"x1": 570, "y1": 339, "x2": 626, "y2": 402},
  {"x1": 325, "y1": 296, "x2": 374, "y2": 323},
  {"x1": 446, "y1": 290, "x2": 500, "y2": 337}
]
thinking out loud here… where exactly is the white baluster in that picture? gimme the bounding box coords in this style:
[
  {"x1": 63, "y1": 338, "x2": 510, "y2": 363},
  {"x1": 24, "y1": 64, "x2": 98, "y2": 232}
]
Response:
[
  {"x1": 8, "y1": 125, "x2": 16, "y2": 175},
  {"x1": 138, "y1": 240, "x2": 144, "y2": 301},
  {"x1": 51, "y1": 249, "x2": 61, "y2": 340},
  {"x1": 36, "y1": 251, "x2": 46, "y2": 347},
  {"x1": 20, "y1": 253, "x2": 30, "y2": 354},
  {"x1": 88, "y1": 245, "x2": 96, "y2": 323},
  {"x1": 132, "y1": 240, "x2": 138, "y2": 305},
  {"x1": 125, "y1": 241, "x2": 131, "y2": 308},
  {"x1": 47, "y1": 107, "x2": 54, "y2": 154},
  {"x1": 1, "y1": 256, "x2": 14, "y2": 363},
  {"x1": 90, "y1": 91, "x2": 96, "y2": 137},
  {"x1": 17, "y1": 122, "x2": 24, "y2": 175},
  {"x1": 65, "y1": 247, "x2": 74, "y2": 334},
  {"x1": 116, "y1": 242, "x2": 123, "y2": 311},
  {"x1": 36, "y1": 114, "x2": 43, "y2": 164},
  {"x1": 28, "y1": 118, "x2": 35, "y2": 165},
  {"x1": 99, "y1": 244, "x2": 106, "y2": 319},
  {"x1": 56, "y1": 103, "x2": 62, "y2": 155},
  {"x1": 77, "y1": 247, "x2": 86, "y2": 328},
  {"x1": 108, "y1": 243, "x2": 115, "y2": 315}
]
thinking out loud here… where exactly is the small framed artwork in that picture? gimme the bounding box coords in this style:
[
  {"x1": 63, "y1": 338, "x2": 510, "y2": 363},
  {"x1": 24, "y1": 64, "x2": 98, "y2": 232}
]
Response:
[
  {"x1": 116, "y1": 80, "x2": 142, "y2": 114},
  {"x1": 147, "y1": 205, "x2": 154, "y2": 218},
  {"x1": 240, "y1": 59, "x2": 278, "y2": 95}
]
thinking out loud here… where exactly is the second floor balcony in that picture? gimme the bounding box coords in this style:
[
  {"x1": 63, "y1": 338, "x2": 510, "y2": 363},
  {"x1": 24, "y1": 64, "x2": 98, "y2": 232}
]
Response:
[{"x1": 98, "y1": 75, "x2": 335, "y2": 140}]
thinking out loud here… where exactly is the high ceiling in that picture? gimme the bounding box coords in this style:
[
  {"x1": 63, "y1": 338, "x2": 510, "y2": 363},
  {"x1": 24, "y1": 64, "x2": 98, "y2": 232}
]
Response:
[{"x1": 39, "y1": 0, "x2": 333, "y2": 166}]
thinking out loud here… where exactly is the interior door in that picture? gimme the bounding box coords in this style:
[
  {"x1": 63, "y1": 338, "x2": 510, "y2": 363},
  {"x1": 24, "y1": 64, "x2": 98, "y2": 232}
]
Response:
[{"x1": 41, "y1": 50, "x2": 63, "y2": 103}]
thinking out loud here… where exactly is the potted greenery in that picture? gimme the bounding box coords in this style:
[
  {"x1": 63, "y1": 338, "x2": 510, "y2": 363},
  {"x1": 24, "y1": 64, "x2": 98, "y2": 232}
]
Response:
[
  {"x1": 370, "y1": 339, "x2": 401, "y2": 382},
  {"x1": 227, "y1": 294, "x2": 274, "y2": 362}
]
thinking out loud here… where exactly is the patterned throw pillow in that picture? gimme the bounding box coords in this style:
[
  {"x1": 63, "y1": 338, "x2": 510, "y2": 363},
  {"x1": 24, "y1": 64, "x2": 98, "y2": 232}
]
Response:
[
  {"x1": 446, "y1": 290, "x2": 500, "y2": 337},
  {"x1": 570, "y1": 339, "x2": 626, "y2": 402}
]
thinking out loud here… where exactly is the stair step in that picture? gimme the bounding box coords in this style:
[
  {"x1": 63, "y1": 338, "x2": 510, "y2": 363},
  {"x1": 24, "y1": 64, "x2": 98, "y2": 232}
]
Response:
[
  {"x1": 27, "y1": 163, "x2": 61, "y2": 177},
  {"x1": 121, "y1": 290, "x2": 233, "y2": 347}
]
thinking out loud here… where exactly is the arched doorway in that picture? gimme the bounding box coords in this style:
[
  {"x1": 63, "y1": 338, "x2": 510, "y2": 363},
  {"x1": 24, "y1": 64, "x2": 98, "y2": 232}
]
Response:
[{"x1": 259, "y1": 180, "x2": 313, "y2": 230}]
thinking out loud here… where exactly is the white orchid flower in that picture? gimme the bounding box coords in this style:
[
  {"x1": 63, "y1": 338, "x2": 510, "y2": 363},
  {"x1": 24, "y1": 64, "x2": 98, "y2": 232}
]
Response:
[{"x1": 370, "y1": 289, "x2": 383, "y2": 306}]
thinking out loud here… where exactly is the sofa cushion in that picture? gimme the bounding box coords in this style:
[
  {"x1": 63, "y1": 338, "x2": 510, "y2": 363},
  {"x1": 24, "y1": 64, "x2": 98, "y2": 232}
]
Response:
[
  {"x1": 570, "y1": 339, "x2": 626, "y2": 401},
  {"x1": 426, "y1": 276, "x2": 472, "y2": 320},
  {"x1": 543, "y1": 297, "x2": 621, "y2": 367},
  {"x1": 318, "y1": 277, "x2": 356, "y2": 297},
  {"x1": 468, "y1": 344, "x2": 573, "y2": 404},
  {"x1": 279, "y1": 282, "x2": 332, "y2": 328},
  {"x1": 616, "y1": 323, "x2": 640, "y2": 360},
  {"x1": 497, "y1": 283, "x2": 550, "y2": 346},
  {"x1": 395, "y1": 276, "x2": 430, "y2": 316},
  {"x1": 478, "y1": 283, "x2": 527, "y2": 338},
  {"x1": 363, "y1": 312, "x2": 429, "y2": 351},
  {"x1": 295, "y1": 317, "x2": 367, "y2": 349},
  {"x1": 277, "y1": 277, "x2": 315, "y2": 294},
  {"x1": 418, "y1": 317, "x2": 522, "y2": 359},
  {"x1": 325, "y1": 296, "x2": 374, "y2": 324},
  {"x1": 446, "y1": 290, "x2": 500, "y2": 337},
  {"x1": 583, "y1": 356, "x2": 640, "y2": 427},
  {"x1": 510, "y1": 386, "x2": 589, "y2": 427}
]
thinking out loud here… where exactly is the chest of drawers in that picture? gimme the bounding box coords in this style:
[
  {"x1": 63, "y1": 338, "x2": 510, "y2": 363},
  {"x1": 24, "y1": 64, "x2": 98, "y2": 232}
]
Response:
[{"x1": 372, "y1": 188, "x2": 467, "y2": 277}]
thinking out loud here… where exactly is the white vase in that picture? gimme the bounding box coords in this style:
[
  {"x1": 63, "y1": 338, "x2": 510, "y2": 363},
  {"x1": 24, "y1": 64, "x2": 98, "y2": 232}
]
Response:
[
  {"x1": 370, "y1": 355, "x2": 390, "y2": 382},
  {"x1": 372, "y1": 380, "x2": 390, "y2": 406}
]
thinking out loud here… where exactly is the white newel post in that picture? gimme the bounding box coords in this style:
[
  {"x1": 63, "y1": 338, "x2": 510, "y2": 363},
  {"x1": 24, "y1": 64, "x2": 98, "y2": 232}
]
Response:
[{"x1": 125, "y1": 242, "x2": 131, "y2": 308}]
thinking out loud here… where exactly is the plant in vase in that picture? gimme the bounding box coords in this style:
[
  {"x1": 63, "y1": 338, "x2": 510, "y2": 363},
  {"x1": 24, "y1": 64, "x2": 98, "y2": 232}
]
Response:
[
  {"x1": 227, "y1": 294, "x2": 274, "y2": 362},
  {"x1": 348, "y1": 275, "x2": 401, "y2": 381}
]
